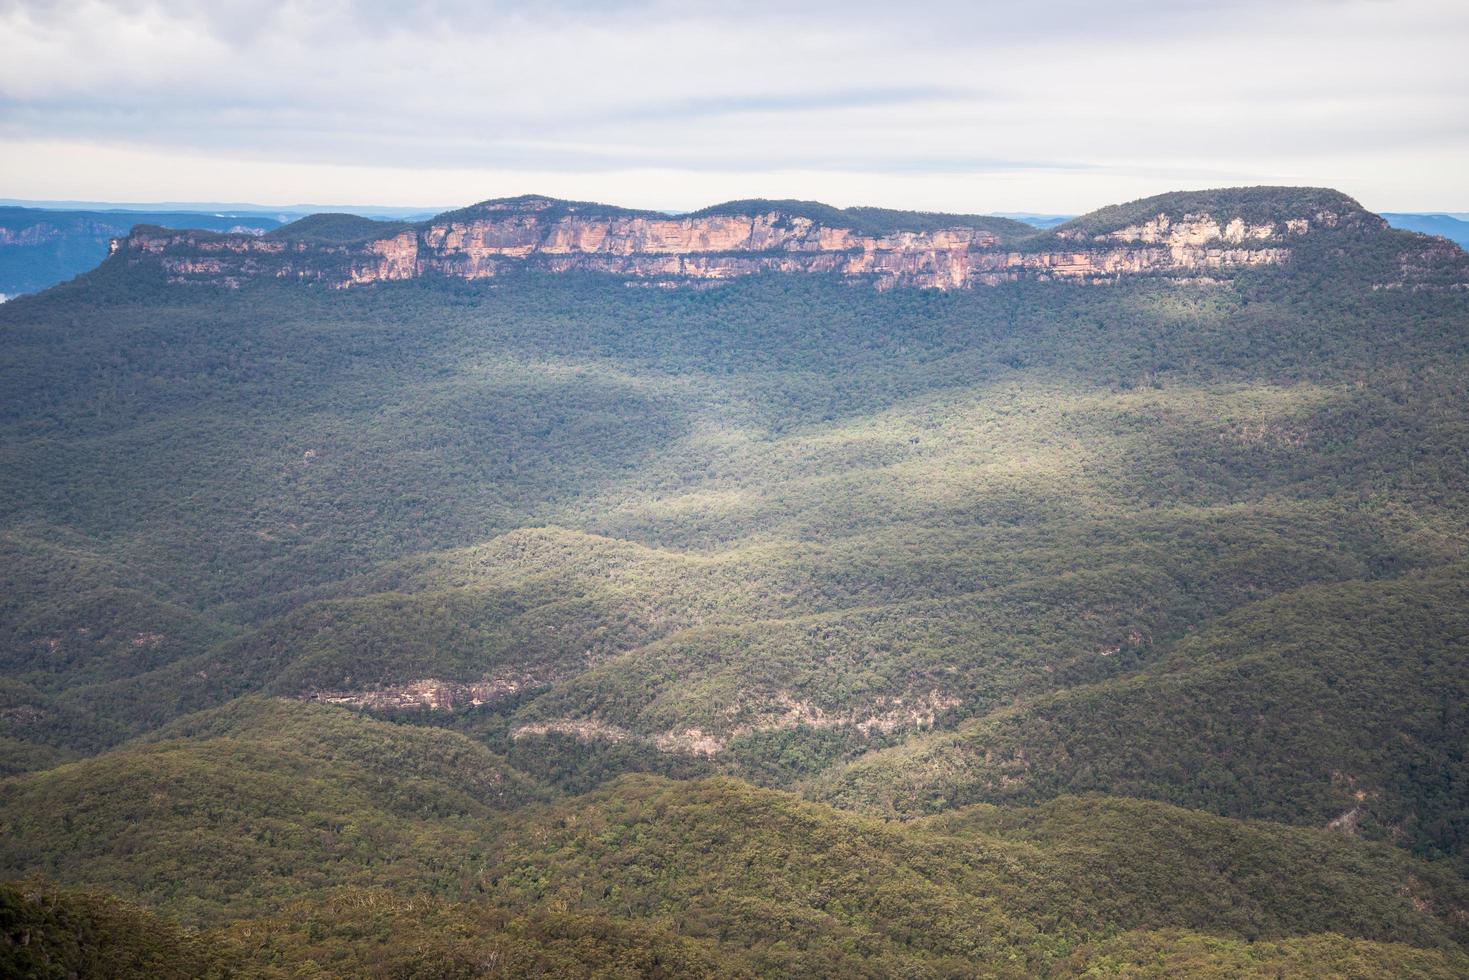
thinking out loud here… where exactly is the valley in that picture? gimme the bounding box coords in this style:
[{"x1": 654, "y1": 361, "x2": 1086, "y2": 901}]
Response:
[{"x1": 2, "y1": 186, "x2": 1469, "y2": 975}]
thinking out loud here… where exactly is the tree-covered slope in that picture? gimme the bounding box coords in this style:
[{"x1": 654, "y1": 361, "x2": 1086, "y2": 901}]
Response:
[
  {"x1": 0, "y1": 881, "x2": 240, "y2": 978},
  {"x1": 0, "y1": 700, "x2": 547, "y2": 923},
  {"x1": 479, "y1": 777, "x2": 1469, "y2": 965},
  {"x1": 2, "y1": 187, "x2": 1469, "y2": 975},
  {"x1": 5, "y1": 268, "x2": 1467, "y2": 750},
  {"x1": 5, "y1": 764, "x2": 1469, "y2": 975},
  {"x1": 14, "y1": 876, "x2": 1463, "y2": 978},
  {"x1": 1050, "y1": 186, "x2": 1380, "y2": 238},
  {"x1": 816, "y1": 570, "x2": 1469, "y2": 861}
]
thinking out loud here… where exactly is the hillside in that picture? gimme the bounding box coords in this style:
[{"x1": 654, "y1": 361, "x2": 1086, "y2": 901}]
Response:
[
  {"x1": 1049, "y1": 186, "x2": 1382, "y2": 239},
  {"x1": 2, "y1": 185, "x2": 1469, "y2": 974},
  {"x1": 267, "y1": 212, "x2": 414, "y2": 245},
  {"x1": 815, "y1": 571, "x2": 1469, "y2": 861},
  {"x1": 6, "y1": 752, "x2": 1469, "y2": 974}
]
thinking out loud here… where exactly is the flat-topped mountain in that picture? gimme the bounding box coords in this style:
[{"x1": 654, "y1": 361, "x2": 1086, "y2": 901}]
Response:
[{"x1": 107, "y1": 186, "x2": 1463, "y2": 292}]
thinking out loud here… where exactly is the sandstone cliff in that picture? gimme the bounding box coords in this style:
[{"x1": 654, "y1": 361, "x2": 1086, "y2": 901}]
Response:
[{"x1": 108, "y1": 188, "x2": 1459, "y2": 291}]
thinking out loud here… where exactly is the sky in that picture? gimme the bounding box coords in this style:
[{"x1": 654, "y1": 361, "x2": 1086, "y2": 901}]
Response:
[{"x1": 1, "y1": 0, "x2": 1466, "y2": 215}]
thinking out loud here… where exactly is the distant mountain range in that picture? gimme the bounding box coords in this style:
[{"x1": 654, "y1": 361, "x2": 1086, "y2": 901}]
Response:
[
  {"x1": 0, "y1": 202, "x2": 441, "y2": 299},
  {"x1": 1382, "y1": 213, "x2": 1469, "y2": 249},
  {"x1": 2, "y1": 198, "x2": 1464, "y2": 301},
  {"x1": 994, "y1": 212, "x2": 1074, "y2": 229},
  {"x1": 110, "y1": 186, "x2": 1463, "y2": 293},
  {"x1": 0, "y1": 207, "x2": 286, "y2": 299}
]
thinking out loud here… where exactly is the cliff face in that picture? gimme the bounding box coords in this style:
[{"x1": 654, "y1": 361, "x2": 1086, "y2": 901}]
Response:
[{"x1": 109, "y1": 190, "x2": 1441, "y2": 291}]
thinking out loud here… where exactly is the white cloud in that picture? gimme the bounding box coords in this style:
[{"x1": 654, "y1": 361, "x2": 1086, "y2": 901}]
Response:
[{"x1": 0, "y1": 0, "x2": 1465, "y2": 212}]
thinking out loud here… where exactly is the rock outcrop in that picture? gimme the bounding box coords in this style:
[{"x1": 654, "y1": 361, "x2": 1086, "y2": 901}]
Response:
[
  {"x1": 302, "y1": 673, "x2": 539, "y2": 712},
  {"x1": 108, "y1": 188, "x2": 1451, "y2": 291}
]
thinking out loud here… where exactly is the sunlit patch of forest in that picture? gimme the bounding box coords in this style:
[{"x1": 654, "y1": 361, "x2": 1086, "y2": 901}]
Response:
[{"x1": 3, "y1": 192, "x2": 1469, "y2": 973}]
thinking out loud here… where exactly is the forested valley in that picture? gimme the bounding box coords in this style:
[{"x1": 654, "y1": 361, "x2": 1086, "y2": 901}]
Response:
[{"x1": 3, "y1": 188, "x2": 1469, "y2": 976}]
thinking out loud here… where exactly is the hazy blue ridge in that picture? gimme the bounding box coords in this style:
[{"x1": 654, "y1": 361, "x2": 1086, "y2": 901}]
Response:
[{"x1": 1383, "y1": 213, "x2": 1469, "y2": 249}]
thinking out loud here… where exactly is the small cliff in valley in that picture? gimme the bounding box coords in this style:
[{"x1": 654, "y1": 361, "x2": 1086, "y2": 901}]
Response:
[{"x1": 106, "y1": 187, "x2": 1465, "y2": 291}]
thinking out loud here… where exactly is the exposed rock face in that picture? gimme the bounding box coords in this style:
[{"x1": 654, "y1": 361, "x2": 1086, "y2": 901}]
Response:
[
  {"x1": 302, "y1": 673, "x2": 538, "y2": 712},
  {"x1": 1062, "y1": 209, "x2": 1382, "y2": 247},
  {"x1": 0, "y1": 225, "x2": 64, "y2": 246},
  {"x1": 109, "y1": 191, "x2": 1440, "y2": 291},
  {"x1": 508, "y1": 688, "x2": 960, "y2": 757},
  {"x1": 119, "y1": 207, "x2": 1015, "y2": 290}
]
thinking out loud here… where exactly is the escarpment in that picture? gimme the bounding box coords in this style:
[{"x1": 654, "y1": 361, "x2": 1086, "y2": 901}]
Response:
[{"x1": 109, "y1": 188, "x2": 1463, "y2": 291}]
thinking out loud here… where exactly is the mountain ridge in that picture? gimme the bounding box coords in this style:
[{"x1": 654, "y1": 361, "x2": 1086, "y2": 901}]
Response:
[{"x1": 104, "y1": 185, "x2": 1465, "y2": 293}]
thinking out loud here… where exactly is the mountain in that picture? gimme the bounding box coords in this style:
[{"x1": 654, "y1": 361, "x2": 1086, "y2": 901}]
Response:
[
  {"x1": 3, "y1": 185, "x2": 1469, "y2": 975},
  {"x1": 108, "y1": 186, "x2": 1468, "y2": 292},
  {"x1": 994, "y1": 212, "x2": 1075, "y2": 229},
  {"x1": 0, "y1": 203, "x2": 451, "y2": 299},
  {"x1": 0, "y1": 206, "x2": 286, "y2": 299},
  {"x1": 1385, "y1": 213, "x2": 1469, "y2": 249}
]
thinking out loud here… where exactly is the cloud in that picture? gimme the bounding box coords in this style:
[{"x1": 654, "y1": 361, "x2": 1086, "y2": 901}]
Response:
[{"x1": 0, "y1": 0, "x2": 1466, "y2": 210}]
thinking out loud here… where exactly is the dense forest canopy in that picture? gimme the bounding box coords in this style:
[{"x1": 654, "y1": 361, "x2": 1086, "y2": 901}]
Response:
[{"x1": 2, "y1": 186, "x2": 1468, "y2": 976}]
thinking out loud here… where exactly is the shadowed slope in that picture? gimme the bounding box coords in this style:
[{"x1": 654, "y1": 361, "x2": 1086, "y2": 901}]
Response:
[{"x1": 816, "y1": 569, "x2": 1469, "y2": 863}]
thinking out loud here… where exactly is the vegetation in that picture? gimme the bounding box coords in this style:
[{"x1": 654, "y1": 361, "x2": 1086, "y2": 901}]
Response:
[
  {"x1": 1, "y1": 187, "x2": 1467, "y2": 974},
  {"x1": 268, "y1": 213, "x2": 412, "y2": 245},
  {"x1": 0, "y1": 880, "x2": 238, "y2": 978},
  {"x1": 1048, "y1": 185, "x2": 1374, "y2": 237},
  {"x1": 5, "y1": 764, "x2": 1469, "y2": 974},
  {"x1": 688, "y1": 198, "x2": 1033, "y2": 237},
  {"x1": 11, "y1": 877, "x2": 1468, "y2": 978},
  {"x1": 431, "y1": 194, "x2": 663, "y2": 227},
  {"x1": 817, "y1": 570, "x2": 1469, "y2": 864},
  {"x1": 2, "y1": 731, "x2": 1469, "y2": 969}
]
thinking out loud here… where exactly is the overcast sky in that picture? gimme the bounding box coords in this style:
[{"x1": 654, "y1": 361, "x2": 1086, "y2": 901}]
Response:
[{"x1": 1, "y1": 0, "x2": 1466, "y2": 214}]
